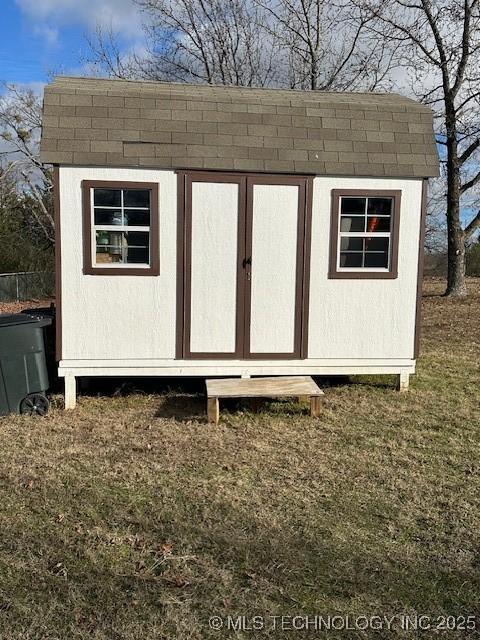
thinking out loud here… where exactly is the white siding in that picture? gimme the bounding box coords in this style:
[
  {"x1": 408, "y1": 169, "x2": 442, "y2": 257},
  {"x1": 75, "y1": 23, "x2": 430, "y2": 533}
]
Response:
[
  {"x1": 59, "y1": 168, "x2": 423, "y2": 367},
  {"x1": 308, "y1": 176, "x2": 422, "y2": 359},
  {"x1": 59, "y1": 167, "x2": 177, "y2": 360}
]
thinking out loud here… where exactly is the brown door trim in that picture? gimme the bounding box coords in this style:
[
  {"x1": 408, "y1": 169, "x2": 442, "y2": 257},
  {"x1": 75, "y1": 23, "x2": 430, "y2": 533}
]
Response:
[
  {"x1": 182, "y1": 172, "x2": 247, "y2": 360},
  {"x1": 175, "y1": 172, "x2": 186, "y2": 359},
  {"x1": 301, "y1": 177, "x2": 314, "y2": 359},
  {"x1": 244, "y1": 175, "x2": 309, "y2": 360},
  {"x1": 177, "y1": 171, "x2": 312, "y2": 361}
]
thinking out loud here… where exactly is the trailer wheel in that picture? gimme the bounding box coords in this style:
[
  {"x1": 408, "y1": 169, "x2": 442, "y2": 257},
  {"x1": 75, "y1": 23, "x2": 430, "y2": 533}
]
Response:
[{"x1": 20, "y1": 393, "x2": 50, "y2": 416}]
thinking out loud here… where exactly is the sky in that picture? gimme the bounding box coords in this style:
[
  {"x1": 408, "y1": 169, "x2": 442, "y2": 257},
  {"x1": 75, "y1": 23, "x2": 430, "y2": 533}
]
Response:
[{"x1": 0, "y1": 0, "x2": 142, "y2": 88}]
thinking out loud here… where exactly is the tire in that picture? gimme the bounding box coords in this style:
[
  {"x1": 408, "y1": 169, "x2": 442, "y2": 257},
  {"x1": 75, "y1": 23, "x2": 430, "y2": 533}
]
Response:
[{"x1": 20, "y1": 393, "x2": 50, "y2": 416}]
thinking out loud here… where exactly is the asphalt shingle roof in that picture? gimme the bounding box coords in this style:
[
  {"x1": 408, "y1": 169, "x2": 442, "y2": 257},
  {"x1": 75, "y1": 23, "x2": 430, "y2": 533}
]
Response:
[{"x1": 40, "y1": 76, "x2": 439, "y2": 177}]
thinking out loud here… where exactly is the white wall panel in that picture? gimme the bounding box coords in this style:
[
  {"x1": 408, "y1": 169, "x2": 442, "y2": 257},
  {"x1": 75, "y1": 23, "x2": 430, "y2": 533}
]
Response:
[
  {"x1": 308, "y1": 176, "x2": 423, "y2": 359},
  {"x1": 249, "y1": 184, "x2": 298, "y2": 353},
  {"x1": 59, "y1": 167, "x2": 422, "y2": 365},
  {"x1": 59, "y1": 167, "x2": 177, "y2": 360},
  {"x1": 189, "y1": 182, "x2": 239, "y2": 353}
]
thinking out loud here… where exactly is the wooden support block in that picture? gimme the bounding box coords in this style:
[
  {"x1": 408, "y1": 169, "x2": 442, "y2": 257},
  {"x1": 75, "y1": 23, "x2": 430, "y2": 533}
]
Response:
[
  {"x1": 207, "y1": 397, "x2": 219, "y2": 424},
  {"x1": 397, "y1": 372, "x2": 410, "y2": 393},
  {"x1": 297, "y1": 395, "x2": 310, "y2": 403},
  {"x1": 64, "y1": 375, "x2": 77, "y2": 410},
  {"x1": 310, "y1": 395, "x2": 322, "y2": 418}
]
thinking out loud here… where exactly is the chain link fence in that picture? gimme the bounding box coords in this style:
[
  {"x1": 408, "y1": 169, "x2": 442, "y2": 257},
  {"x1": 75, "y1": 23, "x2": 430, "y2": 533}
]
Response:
[{"x1": 0, "y1": 272, "x2": 55, "y2": 302}]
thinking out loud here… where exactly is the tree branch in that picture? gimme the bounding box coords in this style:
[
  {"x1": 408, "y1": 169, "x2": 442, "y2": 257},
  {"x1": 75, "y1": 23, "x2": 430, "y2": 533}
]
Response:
[
  {"x1": 458, "y1": 137, "x2": 480, "y2": 164},
  {"x1": 451, "y1": 0, "x2": 472, "y2": 96},
  {"x1": 460, "y1": 168, "x2": 480, "y2": 193},
  {"x1": 464, "y1": 209, "x2": 480, "y2": 239}
]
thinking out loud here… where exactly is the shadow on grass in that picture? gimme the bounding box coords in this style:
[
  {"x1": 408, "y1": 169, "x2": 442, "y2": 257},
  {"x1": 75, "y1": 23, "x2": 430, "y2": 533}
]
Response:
[
  {"x1": 79, "y1": 376, "x2": 205, "y2": 398},
  {"x1": 72, "y1": 374, "x2": 397, "y2": 422},
  {"x1": 154, "y1": 394, "x2": 205, "y2": 421},
  {"x1": 153, "y1": 395, "x2": 312, "y2": 422}
]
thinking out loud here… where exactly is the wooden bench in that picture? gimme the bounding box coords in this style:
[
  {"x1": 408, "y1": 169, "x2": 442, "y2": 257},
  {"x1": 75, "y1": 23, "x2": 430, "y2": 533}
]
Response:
[{"x1": 206, "y1": 376, "x2": 324, "y2": 424}]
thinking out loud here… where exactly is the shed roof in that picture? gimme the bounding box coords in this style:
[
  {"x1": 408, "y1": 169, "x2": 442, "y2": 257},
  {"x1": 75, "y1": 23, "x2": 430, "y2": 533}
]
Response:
[{"x1": 40, "y1": 77, "x2": 439, "y2": 177}]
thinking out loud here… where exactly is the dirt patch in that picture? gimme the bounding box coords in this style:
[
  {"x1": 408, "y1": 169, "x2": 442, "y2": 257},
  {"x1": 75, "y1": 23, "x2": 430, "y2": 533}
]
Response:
[{"x1": 0, "y1": 298, "x2": 55, "y2": 314}]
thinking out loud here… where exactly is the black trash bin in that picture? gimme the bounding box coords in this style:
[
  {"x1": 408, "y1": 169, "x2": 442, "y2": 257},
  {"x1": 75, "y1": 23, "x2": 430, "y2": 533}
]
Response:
[
  {"x1": 21, "y1": 305, "x2": 57, "y2": 387},
  {"x1": 0, "y1": 314, "x2": 52, "y2": 416}
]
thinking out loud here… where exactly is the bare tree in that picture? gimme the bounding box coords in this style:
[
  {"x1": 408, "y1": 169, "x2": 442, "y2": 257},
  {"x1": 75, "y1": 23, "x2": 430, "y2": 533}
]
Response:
[
  {"x1": 86, "y1": 26, "x2": 139, "y2": 80},
  {"x1": 86, "y1": 0, "x2": 400, "y2": 90},
  {"x1": 89, "y1": 0, "x2": 279, "y2": 87},
  {"x1": 256, "y1": 0, "x2": 400, "y2": 90},
  {"x1": 361, "y1": 0, "x2": 480, "y2": 296},
  {"x1": 0, "y1": 85, "x2": 54, "y2": 245},
  {"x1": 424, "y1": 176, "x2": 448, "y2": 253}
]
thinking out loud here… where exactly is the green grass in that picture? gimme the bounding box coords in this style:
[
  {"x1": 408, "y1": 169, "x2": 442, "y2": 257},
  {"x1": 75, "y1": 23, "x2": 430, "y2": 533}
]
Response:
[{"x1": 0, "y1": 278, "x2": 479, "y2": 639}]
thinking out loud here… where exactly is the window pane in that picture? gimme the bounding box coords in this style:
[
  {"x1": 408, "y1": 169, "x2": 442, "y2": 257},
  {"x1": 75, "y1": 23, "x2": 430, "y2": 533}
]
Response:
[
  {"x1": 341, "y1": 198, "x2": 366, "y2": 215},
  {"x1": 127, "y1": 247, "x2": 150, "y2": 263},
  {"x1": 95, "y1": 231, "x2": 149, "y2": 265},
  {"x1": 124, "y1": 209, "x2": 150, "y2": 226},
  {"x1": 126, "y1": 231, "x2": 150, "y2": 264},
  {"x1": 340, "y1": 252, "x2": 363, "y2": 267},
  {"x1": 365, "y1": 237, "x2": 389, "y2": 252},
  {"x1": 340, "y1": 216, "x2": 365, "y2": 232},
  {"x1": 123, "y1": 189, "x2": 150, "y2": 208},
  {"x1": 364, "y1": 252, "x2": 388, "y2": 268},
  {"x1": 340, "y1": 237, "x2": 363, "y2": 251},
  {"x1": 367, "y1": 197, "x2": 393, "y2": 216},
  {"x1": 94, "y1": 188, "x2": 121, "y2": 207},
  {"x1": 367, "y1": 216, "x2": 391, "y2": 232},
  {"x1": 94, "y1": 208, "x2": 123, "y2": 225}
]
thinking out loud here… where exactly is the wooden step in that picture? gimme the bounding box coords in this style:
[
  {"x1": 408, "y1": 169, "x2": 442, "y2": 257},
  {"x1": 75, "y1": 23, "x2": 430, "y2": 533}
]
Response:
[{"x1": 206, "y1": 376, "x2": 324, "y2": 424}]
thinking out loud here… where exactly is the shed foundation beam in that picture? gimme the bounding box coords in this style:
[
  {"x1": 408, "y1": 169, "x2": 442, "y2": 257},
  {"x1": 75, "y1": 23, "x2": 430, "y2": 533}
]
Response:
[{"x1": 64, "y1": 375, "x2": 77, "y2": 409}]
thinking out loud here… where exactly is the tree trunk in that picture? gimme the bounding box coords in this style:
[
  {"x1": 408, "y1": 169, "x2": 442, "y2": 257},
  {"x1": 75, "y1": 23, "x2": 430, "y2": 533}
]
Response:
[
  {"x1": 444, "y1": 107, "x2": 467, "y2": 297},
  {"x1": 445, "y1": 225, "x2": 466, "y2": 297}
]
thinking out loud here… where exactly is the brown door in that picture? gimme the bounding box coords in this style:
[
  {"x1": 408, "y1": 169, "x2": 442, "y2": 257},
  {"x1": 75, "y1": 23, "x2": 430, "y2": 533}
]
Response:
[{"x1": 177, "y1": 172, "x2": 311, "y2": 360}]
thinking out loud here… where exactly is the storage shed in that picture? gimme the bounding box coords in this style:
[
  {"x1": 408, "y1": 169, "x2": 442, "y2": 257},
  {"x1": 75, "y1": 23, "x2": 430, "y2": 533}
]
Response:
[{"x1": 40, "y1": 77, "x2": 439, "y2": 408}]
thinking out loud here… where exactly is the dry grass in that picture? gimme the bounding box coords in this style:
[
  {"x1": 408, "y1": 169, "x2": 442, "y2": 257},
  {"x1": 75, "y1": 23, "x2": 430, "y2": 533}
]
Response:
[{"x1": 0, "y1": 279, "x2": 479, "y2": 639}]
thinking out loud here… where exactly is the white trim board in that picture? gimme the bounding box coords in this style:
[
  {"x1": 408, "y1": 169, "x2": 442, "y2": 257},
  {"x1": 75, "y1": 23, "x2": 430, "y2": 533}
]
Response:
[
  {"x1": 58, "y1": 361, "x2": 416, "y2": 378},
  {"x1": 59, "y1": 358, "x2": 415, "y2": 368}
]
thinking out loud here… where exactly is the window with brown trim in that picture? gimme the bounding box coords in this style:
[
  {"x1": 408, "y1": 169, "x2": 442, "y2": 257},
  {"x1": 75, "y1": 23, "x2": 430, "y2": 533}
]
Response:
[
  {"x1": 329, "y1": 189, "x2": 401, "y2": 279},
  {"x1": 82, "y1": 180, "x2": 160, "y2": 276}
]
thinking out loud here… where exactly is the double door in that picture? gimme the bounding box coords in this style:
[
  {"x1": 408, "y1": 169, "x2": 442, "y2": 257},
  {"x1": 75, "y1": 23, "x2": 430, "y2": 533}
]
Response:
[{"x1": 178, "y1": 172, "x2": 311, "y2": 359}]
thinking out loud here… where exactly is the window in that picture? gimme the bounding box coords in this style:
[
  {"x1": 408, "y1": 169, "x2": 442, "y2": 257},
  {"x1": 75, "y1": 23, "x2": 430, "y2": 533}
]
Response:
[
  {"x1": 82, "y1": 181, "x2": 159, "y2": 275},
  {"x1": 329, "y1": 189, "x2": 401, "y2": 279}
]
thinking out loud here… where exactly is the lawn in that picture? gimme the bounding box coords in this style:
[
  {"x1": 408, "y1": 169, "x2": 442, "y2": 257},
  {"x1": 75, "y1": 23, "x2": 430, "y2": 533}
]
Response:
[{"x1": 0, "y1": 279, "x2": 479, "y2": 639}]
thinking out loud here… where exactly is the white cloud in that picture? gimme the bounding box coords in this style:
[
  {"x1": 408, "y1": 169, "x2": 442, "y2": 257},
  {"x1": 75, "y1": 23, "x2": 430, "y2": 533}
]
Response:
[
  {"x1": 16, "y1": 0, "x2": 143, "y2": 39},
  {"x1": 32, "y1": 25, "x2": 59, "y2": 46}
]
